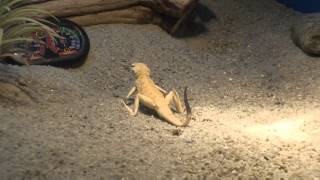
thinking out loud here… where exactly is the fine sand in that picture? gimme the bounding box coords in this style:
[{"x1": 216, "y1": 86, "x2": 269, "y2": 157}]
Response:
[{"x1": 1, "y1": 0, "x2": 320, "y2": 179}]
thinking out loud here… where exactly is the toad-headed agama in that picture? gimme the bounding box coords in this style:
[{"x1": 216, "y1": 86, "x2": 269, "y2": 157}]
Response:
[{"x1": 122, "y1": 63, "x2": 192, "y2": 127}]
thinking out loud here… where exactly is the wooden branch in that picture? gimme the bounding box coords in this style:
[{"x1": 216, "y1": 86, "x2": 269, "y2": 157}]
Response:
[
  {"x1": 27, "y1": 0, "x2": 139, "y2": 17},
  {"x1": 68, "y1": 6, "x2": 156, "y2": 26},
  {"x1": 27, "y1": 0, "x2": 195, "y2": 18},
  {"x1": 24, "y1": 0, "x2": 52, "y2": 4},
  {"x1": 66, "y1": 5, "x2": 192, "y2": 35},
  {"x1": 26, "y1": 0, "x2": 199, "y2": 35}
]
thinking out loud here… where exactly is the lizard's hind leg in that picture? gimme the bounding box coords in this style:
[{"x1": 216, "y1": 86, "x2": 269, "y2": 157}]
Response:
[
  {"x1": 122, "y1": 94, "x2": 156, "y2": 116},
  {"x1": 165, "y1": 90, "x2": 184, "y2": 113}
]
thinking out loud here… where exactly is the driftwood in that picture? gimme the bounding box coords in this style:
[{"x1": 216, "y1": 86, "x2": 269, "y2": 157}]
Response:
[
  {"x1": 26, "y1": 0, "x2": 198, "y2": 34},
  {"x1": 27, "y1": 0, "x2": 194, "y2": 17},
  {"x1": 291, "y1": 14, "x2": 320, "y2": 56},
  {"x1": 68, "y1": 6, "x2": 156, "y2": 26}
]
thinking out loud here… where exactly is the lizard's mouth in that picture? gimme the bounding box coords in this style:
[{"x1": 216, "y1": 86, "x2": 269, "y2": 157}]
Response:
[
  {"x1": 131, "y1": 64, "x2": 137, "y2": 71},
  {"x1": 130, "y1": 64, "x2": 136, "y2": 73}
]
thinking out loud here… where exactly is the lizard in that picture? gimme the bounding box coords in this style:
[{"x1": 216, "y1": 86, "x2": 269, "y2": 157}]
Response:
[{"x1": 122, "y1": 63, "x2": 192, "y2": 127}]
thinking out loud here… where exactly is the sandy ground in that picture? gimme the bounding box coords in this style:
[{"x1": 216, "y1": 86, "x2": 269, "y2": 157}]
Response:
[{"x1": 1, "y1": 0, "x2": 320, "y2": 179}]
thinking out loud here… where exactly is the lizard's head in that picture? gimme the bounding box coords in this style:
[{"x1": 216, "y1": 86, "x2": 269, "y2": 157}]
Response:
[{"x1": 131, "y1": 63, "x2": 150, "y2": 77}]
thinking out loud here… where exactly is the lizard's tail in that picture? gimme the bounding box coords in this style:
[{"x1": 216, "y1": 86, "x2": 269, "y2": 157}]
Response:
[{"x1": 181, "y1": 86, "x2": 192, "y2": 127}]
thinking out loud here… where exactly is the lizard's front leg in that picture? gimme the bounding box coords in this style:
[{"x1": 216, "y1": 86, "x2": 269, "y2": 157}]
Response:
[
  {"x1": 126, "y1": 86, "x2": 137, "y2": 99},
  {"x1": 156, "y1": 85, "x2": 167, "y2": 95},
  {"x1": 123, "y1": 86, "x2": 137, "y2": 105},
  {"x1": 122, "y1": 94, "x2": 156, "y2": 116},
  {"x1": 165, "y1": 89, "x2": 184, "y2": 113}
]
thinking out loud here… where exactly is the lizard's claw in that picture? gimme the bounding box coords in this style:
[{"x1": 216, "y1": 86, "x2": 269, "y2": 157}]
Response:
[
  {"x1": 121, "y1": 99, "x2": 137, "y2": 116},
  {"x1": 126, "y1": 98, "x2": 134, "y2": 105},
  {"x1": 122, "y1": 98, "x2": 134, "y2": 105},
  {"x1": 121, "y1": 99, "x2": 127, "y2": 106}
]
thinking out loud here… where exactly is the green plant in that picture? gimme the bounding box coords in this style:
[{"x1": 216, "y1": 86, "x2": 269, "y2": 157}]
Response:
[{"x1": 0, "y1": 0, "x2": 58, "y2": 57}]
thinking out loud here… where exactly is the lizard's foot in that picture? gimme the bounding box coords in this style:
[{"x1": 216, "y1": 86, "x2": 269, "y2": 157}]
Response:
[
  {"x1": 121, "y1": 98, "x2": 131, "y2": 105},
  {"x1": 121, "y1": 99, "x2": 135, "y2": 116},
  {"x1": 121, "y1": 99, "x2": 128, "y2": 110},
  {"x1": 125, "y1": 98, "x2": 134, "y2": 105}
]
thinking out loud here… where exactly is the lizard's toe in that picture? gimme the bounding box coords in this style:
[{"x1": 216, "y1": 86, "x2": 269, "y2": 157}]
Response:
[{"x1": 121, "y1": 99, "x2": 127, "y2": 105}]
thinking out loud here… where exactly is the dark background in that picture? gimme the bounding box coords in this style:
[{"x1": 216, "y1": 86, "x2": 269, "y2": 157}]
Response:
[{"x1": 277, "y1": 0, "x2": 320, "y2": 13}]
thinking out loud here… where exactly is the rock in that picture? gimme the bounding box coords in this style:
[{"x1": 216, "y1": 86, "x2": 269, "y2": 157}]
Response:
[{"x1": 291, "y1": 13, "x2": 320, "y2": 56}]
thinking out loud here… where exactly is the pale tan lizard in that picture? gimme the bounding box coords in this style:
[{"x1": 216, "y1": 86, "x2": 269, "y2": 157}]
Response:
[{"x1": 122, "y1": 63, "x2": 192, "y2": 127}]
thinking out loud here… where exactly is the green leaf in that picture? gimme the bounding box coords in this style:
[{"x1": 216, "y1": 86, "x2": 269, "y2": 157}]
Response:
[
  {"x1": 0, "y1": 0, "x2": 24, "y2": 14},
  {"x1": 0, "y1": 16, "x2": 44, "y2": 27},
  {"x1": 0, "y1": 28, "x2": 3, "y2": 46},
  {"x1": 1, "y1": 17, "x2": 58, "y2": 36},
  {"x1": 1, "y1": 37, "x2": 34, "y2": 46},
  {"x1": 5, "y1": 24, "x2": 45, "y2": 39},
  {"x1": 6, "y1": 0, "x2": 25, "y2": 8},
  {"x1": 6, "y1": 7, "x2": 54, "y2": 19},
  {"x1": 0, "y1": 0, "x2": 59, "y2": 55},
  {"x1": 0, "y1": 5, "x2": 11, "y2": 16},
  {"x1": 1, "y1": 36, "x2": 47, "y2": 46}
]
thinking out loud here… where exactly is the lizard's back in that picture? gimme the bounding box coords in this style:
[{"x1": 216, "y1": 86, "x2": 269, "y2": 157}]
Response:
[{"x1": 136, "y1": 76, "x2": 166, "y2": 105}]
